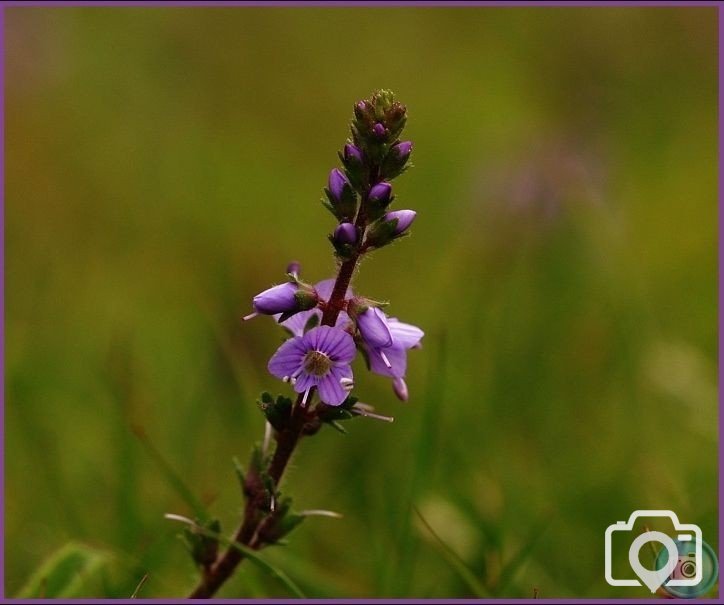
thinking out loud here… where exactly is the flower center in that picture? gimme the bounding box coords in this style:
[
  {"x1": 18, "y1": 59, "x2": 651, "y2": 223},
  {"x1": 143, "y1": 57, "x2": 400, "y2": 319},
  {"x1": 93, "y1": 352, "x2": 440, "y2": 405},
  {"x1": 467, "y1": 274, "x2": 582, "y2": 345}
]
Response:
[{"x1": 303, "y1": 350, "x2": 332, "y2": 376}]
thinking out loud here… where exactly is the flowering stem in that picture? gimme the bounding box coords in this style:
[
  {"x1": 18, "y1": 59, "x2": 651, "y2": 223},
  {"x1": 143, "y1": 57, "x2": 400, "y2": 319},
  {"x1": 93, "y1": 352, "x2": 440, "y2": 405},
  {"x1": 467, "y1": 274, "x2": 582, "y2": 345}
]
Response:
[{"x1": 188, "y1": 190, "x2": 372, "y2": 600}]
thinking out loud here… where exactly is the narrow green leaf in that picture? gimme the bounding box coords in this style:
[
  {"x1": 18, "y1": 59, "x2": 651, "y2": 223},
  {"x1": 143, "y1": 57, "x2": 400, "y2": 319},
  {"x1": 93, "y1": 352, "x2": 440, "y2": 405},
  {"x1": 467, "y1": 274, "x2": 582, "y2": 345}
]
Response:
[
  {"x1": 495, "y1": 520, "x2": 549, "y2": 594},
  {"x1": 15, "y1": 542, "x2": 109, "y2": 598}
]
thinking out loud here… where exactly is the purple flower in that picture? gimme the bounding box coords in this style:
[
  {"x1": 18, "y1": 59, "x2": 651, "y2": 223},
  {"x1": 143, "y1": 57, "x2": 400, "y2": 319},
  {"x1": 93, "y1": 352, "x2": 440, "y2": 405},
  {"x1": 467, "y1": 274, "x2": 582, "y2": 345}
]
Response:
[
  {"x1": 385, "y1": 209, "x2": 416, "y2": 235},
  {"x1": 373, "y1": 122, "x2": 386, "y2": 138},
  {"x1": 356, "y1": 306, "x2": 393, "y2": 348},
  {"x1": 333, "y1": 222, "x2": 358, "y2": 246},
  {"x1": 328, "y1": 168, "x2": 350, "y2": 201},
  {"x1": 365, "y1": 317, "x2": 424, "y2": 401},
  {"x1": 275, "y1": 279, "x2": 352, "y2": 337},
  {"x1": 252, "y1": 282, "x2": 299, "y2": 315},
  {"x1": 368, "y1": 182, "x2": 392, "y2": 206},
  {"x1": 268, "y1": 325, "x2": 356, "y2": 406},
  {"x1": 344, "y1": 144, "x2": 363, "y2": 165}
]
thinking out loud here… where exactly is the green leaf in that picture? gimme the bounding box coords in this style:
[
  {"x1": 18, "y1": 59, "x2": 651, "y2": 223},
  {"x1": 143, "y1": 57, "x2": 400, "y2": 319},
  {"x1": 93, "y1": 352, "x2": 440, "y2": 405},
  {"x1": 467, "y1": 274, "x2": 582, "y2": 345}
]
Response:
[{"x1": 16, "y1": 542, "x2": 109, "y2": 598}]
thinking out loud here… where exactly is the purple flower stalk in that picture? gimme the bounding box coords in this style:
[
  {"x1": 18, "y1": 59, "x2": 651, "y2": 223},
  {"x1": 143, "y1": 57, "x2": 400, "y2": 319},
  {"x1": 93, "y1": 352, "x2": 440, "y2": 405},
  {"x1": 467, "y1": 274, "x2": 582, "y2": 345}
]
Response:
[
  {"x1": 268, "y1": 326, "x2": 355, "y2": 406},
  {"x1": 188, "y1": 91, "x2": 420, "y2": 599}
]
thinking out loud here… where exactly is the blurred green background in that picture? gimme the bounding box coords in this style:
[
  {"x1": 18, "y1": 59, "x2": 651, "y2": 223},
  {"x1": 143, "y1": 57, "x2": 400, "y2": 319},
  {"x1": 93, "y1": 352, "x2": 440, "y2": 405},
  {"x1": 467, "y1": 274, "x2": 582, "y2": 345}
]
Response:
[{"x1": 6, "y1": 6, "x2": 718, "y2": 599}]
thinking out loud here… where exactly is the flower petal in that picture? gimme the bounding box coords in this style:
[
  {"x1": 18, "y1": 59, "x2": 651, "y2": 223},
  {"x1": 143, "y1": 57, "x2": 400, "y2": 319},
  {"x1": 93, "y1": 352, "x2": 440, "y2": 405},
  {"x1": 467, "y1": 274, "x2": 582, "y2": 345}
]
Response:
[
  {"x1": 314, "y1": 278, "x2": 353, "y2": 302},
  {"x1": 268, "y1": 336, "x2": 307, "y2": 379},
  {"x1": 357, "y1": 307, "x2": 393, "y2": 348},
  {"x1": 293, "y1": 371, "x2": 317, "y2": 394},
  {"x1": 318, "y1": 365, "x2": 353, "y2": 406},
  {"x1": 303, "y1": 325, "x2": 356, "y2": 363},
  {"x1": 368, "y1": 343, "x2": 408, "y2": 378},
  {"x1": 276, "y1": 309, "x2": 320, "y2": 337},
  {"x1": 335, "y1": 310, "x2": 352, "y2": 330},
  {"x1": 253, "y1": 282, "x2": 298, "y2": 315},
  {"x1": 392, "y1": 377, "x2": 409, "y2": 401},
  {"x1": 388, "y1": 318, "x2": 424, "y2": 349}
]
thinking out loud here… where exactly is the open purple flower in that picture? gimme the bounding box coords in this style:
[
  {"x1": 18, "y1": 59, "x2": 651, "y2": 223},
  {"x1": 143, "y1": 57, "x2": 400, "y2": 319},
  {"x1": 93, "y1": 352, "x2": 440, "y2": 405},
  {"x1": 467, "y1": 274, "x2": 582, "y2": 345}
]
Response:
[
  {"x1": 365, "y1": 317, "x2": 424, "y2": 401},
  {"x1": 268, "y1": 325, "x2": 356, "y2": 406}
]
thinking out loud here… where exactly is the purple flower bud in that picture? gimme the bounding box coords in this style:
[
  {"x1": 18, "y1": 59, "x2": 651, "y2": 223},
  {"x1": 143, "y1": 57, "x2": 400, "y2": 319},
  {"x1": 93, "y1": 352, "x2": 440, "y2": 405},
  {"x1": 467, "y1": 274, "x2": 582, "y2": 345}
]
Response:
[
  {"x1": 328, "y1": 168, "x2": 349, "y2": 201},
  {"x1": 392, "y1": 140, "x2": 412, "y2": 162},
  {"x1": 368, "y1": 182, "x2": 392, "y2": 206},
  {"x1": 333, "y1": 222, "x2": 358, "y2": 246},
  {"x1": 356, "y1": 306, "x2": 393, "y2": 348},
  {"x1": 253, "y1": 282, "x2": 299, "y2": 315},
  {"x1": 344, "y1": 144, "x2": 363, "y2": 165},
  {"x1": 385, "y1": 209, "x2": 416, "y2": 235},
  {"x1": 393, "y1": 377, "x2": 409, "y2": 402},
  {"x1": 356, "y1": 101, "x2": 366, "y2": 112},
  {"x1": 373, "y1": 122, "x2": 386, "y2": 138},
  {"x1": 286, "y1": 261, "x2": 301, "y2": 277}
]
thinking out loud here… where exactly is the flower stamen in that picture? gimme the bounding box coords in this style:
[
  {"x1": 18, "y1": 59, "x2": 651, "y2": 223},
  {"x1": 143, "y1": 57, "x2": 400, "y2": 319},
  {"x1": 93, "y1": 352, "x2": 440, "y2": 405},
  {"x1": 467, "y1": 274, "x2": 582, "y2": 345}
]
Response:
[
  {"x1": 303, "y1": 350, "x2": 332, "y2": 376},
  {"x1": 301, "y1": 387, "x2": 312, "y2": 407}
]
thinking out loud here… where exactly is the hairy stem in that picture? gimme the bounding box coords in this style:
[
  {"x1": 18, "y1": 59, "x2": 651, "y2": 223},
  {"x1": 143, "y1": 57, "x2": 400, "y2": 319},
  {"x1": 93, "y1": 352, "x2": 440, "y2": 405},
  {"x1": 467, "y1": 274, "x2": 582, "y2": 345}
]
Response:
[{"x1": 188, "y1": 186, "x2": 373, "y2": 599}]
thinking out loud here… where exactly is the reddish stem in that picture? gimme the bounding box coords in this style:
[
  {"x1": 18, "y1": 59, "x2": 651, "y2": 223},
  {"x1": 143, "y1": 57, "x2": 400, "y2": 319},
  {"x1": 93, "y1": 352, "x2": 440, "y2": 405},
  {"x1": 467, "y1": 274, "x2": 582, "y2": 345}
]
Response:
[{"x1": 188, "y1": 185, "x2": 372, "y2": 599}]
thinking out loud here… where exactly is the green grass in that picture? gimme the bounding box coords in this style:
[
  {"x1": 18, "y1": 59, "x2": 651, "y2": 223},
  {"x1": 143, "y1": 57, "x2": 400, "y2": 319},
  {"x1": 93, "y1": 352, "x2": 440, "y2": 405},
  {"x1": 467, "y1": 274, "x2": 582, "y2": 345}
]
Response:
[{"x1": 5, "y1": 6, "x2": 718, "y2": 599}]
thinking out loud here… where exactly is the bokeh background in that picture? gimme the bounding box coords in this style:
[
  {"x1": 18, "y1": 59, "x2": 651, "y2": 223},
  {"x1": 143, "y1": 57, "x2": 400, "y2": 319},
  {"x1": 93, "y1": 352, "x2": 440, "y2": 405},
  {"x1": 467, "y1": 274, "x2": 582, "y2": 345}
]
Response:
[{"x1": 6, "y1": 6, "x2": 718, "y2": 599}]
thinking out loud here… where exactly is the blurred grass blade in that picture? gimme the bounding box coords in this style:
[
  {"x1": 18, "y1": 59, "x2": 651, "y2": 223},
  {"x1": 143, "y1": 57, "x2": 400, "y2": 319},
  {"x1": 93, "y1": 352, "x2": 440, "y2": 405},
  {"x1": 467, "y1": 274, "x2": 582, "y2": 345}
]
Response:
[
  {"x1": 15, "y1": 542, "x2": 109, "y2": 598},
  {"x1": 496, "y1": 520, "x2": 549, "y2": 595},
  {"x1": 392, "y1": 331, "x2": 447, "y2": 594},
  {"x1": 165, "y1": 514, "x2": 306, "y2": 598},
  {"x1": 130, "y1": 573, "x2": 148, "y2": 598},
  {"x1": 133, "y1": 424, "x2": 209, "y2": 523},
  {"x1": 413, "y1": 507, "x2": 487, "y2": 598}
]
